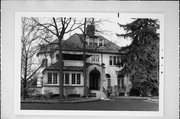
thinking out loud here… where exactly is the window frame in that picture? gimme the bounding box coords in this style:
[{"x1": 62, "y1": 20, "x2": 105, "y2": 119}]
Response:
[
  {"x1": 109, "y1": 56, "x2": 120, "y2": 66},
  {"x1": 47, "y1": 73, "x2": 52, "y2": 84},
  {"x1": 91, "y1": 55, "x2": 100, "y2": 63},
  {"x1": 47, "y1": 72, "x2": 58, "y2": 84},
  {"x1": 64, "y1": 73, "x2": 70, "y2": 85},
  {"x1": 77, "y1": 73, "x2": 81, "y2": 84},
  {"x1": 53, "y1": 73, "x2": 58, "y2": 84},
  {"x1": 46, "y1": 72, "x2": 82, "y2": 86}
]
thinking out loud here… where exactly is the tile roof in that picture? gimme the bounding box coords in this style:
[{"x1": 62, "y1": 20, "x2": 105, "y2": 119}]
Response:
[{"x1": 38, "y1": 34, "x2": 121, "y2": 55}]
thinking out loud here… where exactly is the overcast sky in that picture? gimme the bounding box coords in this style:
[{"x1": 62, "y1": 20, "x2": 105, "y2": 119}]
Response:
[{"x1": 61, "y1": 13, "x2": 134, "y2": 47}]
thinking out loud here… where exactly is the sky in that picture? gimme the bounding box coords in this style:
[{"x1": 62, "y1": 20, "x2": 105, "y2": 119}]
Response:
[
  {"x1": 98, "y1": 14, "x2": 133, "y2": 47},
  {"x1": 61, "y1": 13, "x2": 134, "y2": 47}
]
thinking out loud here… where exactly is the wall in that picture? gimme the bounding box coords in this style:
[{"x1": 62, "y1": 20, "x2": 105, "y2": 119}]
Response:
[
  {"x1": 42, "y1": 86, "x2": 84, "y2": 96},
  {"x1": 102, "y1": 54, "x2": 123, "y2": 86},
  {"x1": 64, "y1": 60, "x2": 83, "y2": 67}
]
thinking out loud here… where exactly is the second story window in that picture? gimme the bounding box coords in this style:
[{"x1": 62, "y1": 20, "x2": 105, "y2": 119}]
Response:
[
  {"x1": 91, "y1": 55, "x2": 99, "y2": 63},
  {"x1": 89, "y1": 38, "x2": 93, "y2": 46},
  {"x1": 109, "y1": 56, "x2": 120, "y2": 66},
  {"x1": 99, "y1": 38, "x2": 104, "y2": 46},
  {"x1": 88, "y1": 38, "x2": 99, "y2": 47}
]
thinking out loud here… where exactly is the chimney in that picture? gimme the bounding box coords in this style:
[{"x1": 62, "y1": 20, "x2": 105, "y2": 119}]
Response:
[{"x1": 86, "y1": 18, "x2": 96, "y2": 38}]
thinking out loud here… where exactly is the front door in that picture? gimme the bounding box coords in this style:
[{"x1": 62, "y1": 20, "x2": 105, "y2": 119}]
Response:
[{"x1": 89, "y1": 69, "x2": 100, "y2": 90}]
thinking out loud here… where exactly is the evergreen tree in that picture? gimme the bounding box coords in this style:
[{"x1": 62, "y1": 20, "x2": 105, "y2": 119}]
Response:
[{"x1": 117, "y1": 18, "x2": 160, "y2": 96}]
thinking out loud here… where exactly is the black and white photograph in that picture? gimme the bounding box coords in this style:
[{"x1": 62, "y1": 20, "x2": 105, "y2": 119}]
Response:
[
  {"x1": 2, "y1": 1, "x2": 179, "y2": 119},
  {"x1": 15, "y1": 12, "x2": 163, "y2": 113}
]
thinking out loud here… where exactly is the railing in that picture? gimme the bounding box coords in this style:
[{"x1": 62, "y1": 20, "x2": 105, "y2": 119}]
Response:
[{"x1": 102, "y1": 87, "x2": 107, "y2": 96}]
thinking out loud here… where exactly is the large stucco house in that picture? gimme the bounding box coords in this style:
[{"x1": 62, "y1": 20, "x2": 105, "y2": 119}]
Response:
[{"x1": 36, "y1": 33, "x2": 130, "y2": 98}]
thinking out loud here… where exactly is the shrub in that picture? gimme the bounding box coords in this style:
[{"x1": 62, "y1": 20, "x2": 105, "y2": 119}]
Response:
[
  {"x1": 50, "y1": 94, "x2": 59, "y2": 98},
  {"x1": 46, "y1": 92, "x2": 53, "y2": 98},
  {"x1": 67, "y1": 94, "x2": 80, "y2": 98},
  {"x1": 129, "y1": 88, "x2": 141, "y2": 96},
  {"x1": 118, "y1": 92, "x2": 125, "y2": 96}
]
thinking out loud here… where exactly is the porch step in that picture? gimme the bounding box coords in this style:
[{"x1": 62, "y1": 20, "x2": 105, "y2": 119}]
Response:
[{"x1": 91, "y1": 91, "x2": 107, "y2": 99}]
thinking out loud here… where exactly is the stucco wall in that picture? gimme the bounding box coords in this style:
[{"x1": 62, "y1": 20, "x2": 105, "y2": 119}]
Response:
[
  {"x1": 37, "y1": 50, "x2": 123, "y2": 94},
  {"x1": 102, "y1": 54, "x2": 123, "y2": 86},
  {"x1": 42, "y1": 86, "x2": 84, "y2": 96},
  {"x1": 64, "y1": 60, "x2": 83, "y2": 67}
]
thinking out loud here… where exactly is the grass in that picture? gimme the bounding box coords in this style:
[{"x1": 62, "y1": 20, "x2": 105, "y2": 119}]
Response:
[{"x1": 21, "y1": 98, "x2": 158, "y2": 111}]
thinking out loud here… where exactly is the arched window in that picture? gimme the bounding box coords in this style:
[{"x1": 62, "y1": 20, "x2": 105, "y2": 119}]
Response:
[
  {"x1": 117, "y1": 74, "x2": 125, "y2": 89},
  {"x1": 106, "y1": 74, "x2": 111, "y2": 87}
]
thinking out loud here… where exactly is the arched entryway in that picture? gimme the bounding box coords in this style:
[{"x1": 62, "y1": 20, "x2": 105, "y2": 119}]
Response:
[{"x1": 89, "y1": 69, "x2": 100, "y2": 90}]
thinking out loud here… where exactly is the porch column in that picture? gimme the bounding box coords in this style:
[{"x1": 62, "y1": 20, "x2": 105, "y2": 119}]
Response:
[{"x1": 100, "y1": 66, "x2": 105, "y2": 91}]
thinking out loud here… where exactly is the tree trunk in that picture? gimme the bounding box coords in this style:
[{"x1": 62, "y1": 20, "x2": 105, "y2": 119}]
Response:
[
  {"x1": 22, "y1": 82, "x2": 27, "y2": 100},
  {"x1": 58, "y1": 40, "x2": 64, "y2": 99},
  {"x1": 22, "y1": 56, "x2": 28, "y2": 100},
  {"x1": 52, "y1": 17, "x2": 64, "y2": 100},
  {"x1": 83, "y1": 18, "x2": 87, "y2": 97}
]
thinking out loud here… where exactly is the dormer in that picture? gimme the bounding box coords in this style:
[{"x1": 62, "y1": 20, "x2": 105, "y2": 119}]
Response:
[{"x1": 86, "y1": 37, "x2": 104, "y2": 47}]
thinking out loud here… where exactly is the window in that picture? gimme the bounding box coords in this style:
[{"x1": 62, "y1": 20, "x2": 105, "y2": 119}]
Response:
[
  {"x1": 89, "y1": 38, "x2": 94, "y2": 46},
  {"x1": 65, "y1": 73, "x2": 69, "y2": 84},
  {"x1": 88, "y1": 38, "x2": 99, "y2": 47},
  {"x1": 70, "y1": 73, "x2": 81, "y2": 85},
  {"x1": 47, "y1": 72, "x2": 82, "y2": 85},
  {"x1": 113, "y1": 56, "x2": 117, "y2": 65},
  {"x1": 91, "y1": 55, "x2": 99, "y2": 63},
  {"x1": 47, "y1": 73, "x2": 52, "y2": 84},
  {"x1": 106, "y1": 74, "x2": 111, "y2": 87},
  {"x1": 109, "y1": 56, "x2": 120, "y2": 66},
  {"x1": 47, "y1": 73, "x2": 57, "y2": 84},
  {"x1": 117, "y1": 74, "x2": 125, "y2": 89},
  {"x1": 109, "y1": 56, "x2": 113, "y2": 65},
  {"x1": 94, "y1": 40, "x2": 98, "y2": 46},
  {"x1": 77, "y1": 74, "x2": 81, "y2": 84},
  {"x1": 53, "y1": 73, "x2": 57, "y2": 84},
  {"x1": 42, "y1": 59, "x2": 48, "y2": 67},
  {"x1": 121, "y1": 79, "x2": 125, "y2": 88},
  {"x1": 99, "y1": 38, "x2": 103, "y2": 46},
  {"x1": 72, "y1": 73, "x2": 76, "y2": 84}
]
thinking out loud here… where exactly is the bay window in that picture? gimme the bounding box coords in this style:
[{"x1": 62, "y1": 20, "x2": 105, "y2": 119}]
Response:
[{"x1": 47, "y1": 72, "x2": 82, "y2": 85}]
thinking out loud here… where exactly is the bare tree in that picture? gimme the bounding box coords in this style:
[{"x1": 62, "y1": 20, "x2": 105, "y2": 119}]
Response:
[
  {"x1": 32, "y1": 17, "x2": 83, "y2": 99},
  {"x1": 77, "y1": 18, "x2": 113, "y2": 97},
  {"x1": 21, "y1": 18, "x2": 42, "y2": 100}
]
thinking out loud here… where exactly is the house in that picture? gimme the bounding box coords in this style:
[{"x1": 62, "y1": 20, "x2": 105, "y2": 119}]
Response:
[{"x1": 36, "y1": 33, "x2": 130, "y2": 98}]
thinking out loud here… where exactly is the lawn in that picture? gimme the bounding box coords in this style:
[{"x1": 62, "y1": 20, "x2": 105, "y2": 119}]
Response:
[{"x1": 21, "y1": 98, "x2": 158, "y2": 111}]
